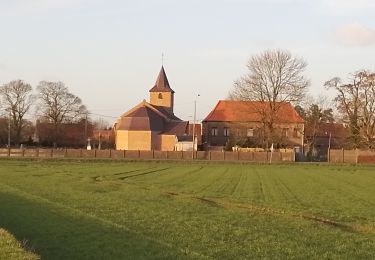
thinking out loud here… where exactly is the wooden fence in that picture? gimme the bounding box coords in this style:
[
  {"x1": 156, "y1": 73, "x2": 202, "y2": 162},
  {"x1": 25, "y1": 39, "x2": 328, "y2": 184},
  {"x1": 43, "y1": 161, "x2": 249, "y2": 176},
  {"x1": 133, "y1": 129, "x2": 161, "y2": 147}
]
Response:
[
  {"x1": 0, "y1": 148, "x2": 295, "y2": 162},
  {"x1": 329, "y1": 149, "x2": 375, "y2": 164}
]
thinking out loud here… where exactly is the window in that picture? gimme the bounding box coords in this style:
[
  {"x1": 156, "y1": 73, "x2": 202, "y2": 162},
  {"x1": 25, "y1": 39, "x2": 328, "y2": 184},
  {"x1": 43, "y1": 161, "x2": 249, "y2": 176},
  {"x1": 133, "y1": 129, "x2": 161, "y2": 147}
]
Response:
[
  {"x1": 293, "y1": 128, "x2": 300, "y2": 137},
  {"x1": 282, "y1": 128, "x2": 288, "y2": 137},
  {"x1": 211, "y1": 127, "x2": 218, "y2": 136},
  {"x1": 247, "y1": 128, "x2": 254, "y2": 137},
  {"x1": 158, "y1": 93, "x2": 163, "y2": 99},
  {"x1": 224, "y1": 127, "x2": 230, "y2": 136}
]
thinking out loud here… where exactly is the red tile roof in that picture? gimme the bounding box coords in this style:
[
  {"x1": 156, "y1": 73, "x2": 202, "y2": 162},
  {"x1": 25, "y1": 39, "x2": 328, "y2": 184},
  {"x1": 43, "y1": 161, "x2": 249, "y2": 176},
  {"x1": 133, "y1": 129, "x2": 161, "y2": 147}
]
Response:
[
  {"x1": 149, "y1": 66, "x2": 175, "y2": 93},
  {"x1": 203, "y1": 100, "x2": 304, "y2": 123}
]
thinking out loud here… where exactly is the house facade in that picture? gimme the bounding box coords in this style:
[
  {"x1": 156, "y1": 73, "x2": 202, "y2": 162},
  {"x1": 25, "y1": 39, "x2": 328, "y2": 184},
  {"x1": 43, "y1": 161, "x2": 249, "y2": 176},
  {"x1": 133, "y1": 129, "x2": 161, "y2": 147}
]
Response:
[
  {"x1": 202, "y1": 100, "x2": 304, "y2": 150},
  {"x1": 114, "y1": 66, "x2": 193, "y2": 151}
]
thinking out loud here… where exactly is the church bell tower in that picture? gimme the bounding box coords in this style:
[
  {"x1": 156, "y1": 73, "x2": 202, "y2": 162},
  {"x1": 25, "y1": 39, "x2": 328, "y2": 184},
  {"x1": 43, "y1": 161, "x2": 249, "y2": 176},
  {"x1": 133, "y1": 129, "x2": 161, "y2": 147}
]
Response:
[{"x1": 149, "y1": 66, "x2": 175, "y2": 114}]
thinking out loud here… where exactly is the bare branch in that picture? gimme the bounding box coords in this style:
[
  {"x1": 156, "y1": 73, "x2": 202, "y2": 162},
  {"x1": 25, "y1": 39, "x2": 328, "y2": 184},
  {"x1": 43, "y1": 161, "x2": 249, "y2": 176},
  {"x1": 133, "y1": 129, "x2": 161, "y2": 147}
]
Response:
[
  {"x1": 229, "y1": 49, "x2": 309, "y2": 146},
  {"x1": 0, "y1": 80, "x2": 33, "y2": 144}
]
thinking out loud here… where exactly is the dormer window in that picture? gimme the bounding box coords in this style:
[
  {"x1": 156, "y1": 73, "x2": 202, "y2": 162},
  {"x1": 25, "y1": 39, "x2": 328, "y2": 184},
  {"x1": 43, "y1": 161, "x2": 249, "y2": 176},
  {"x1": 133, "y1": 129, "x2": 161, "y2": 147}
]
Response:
[{"x1": 158, "y1": 93, "x2": 163, "y2": 99}]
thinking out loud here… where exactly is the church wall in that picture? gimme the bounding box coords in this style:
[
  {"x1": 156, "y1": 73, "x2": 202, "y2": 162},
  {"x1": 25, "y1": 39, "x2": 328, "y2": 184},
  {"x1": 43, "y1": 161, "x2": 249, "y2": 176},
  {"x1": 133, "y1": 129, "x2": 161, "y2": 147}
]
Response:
[
  {"x1": 151, "y1": 132, "x2": 161, "y2": 150},
  {"x1": 116, "y1": 130, "x2": 152, "y2": 150},
  {"x1": 128, "y1": 131, "x2": 152, "y2": 150},
  {"x1": 159, "y1": 134, "x2": 177, "y2": 151},
  {"x1": 115, "y1": 130, "x2": 128, "y2": 150}
]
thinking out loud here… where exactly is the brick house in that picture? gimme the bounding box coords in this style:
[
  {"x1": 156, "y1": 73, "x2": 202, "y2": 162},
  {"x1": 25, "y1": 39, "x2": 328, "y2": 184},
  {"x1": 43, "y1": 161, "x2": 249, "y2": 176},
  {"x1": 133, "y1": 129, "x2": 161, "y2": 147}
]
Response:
[
  {"x1": 114, "y1": 66, "x2": 195, "y2": 151},
  {"x1": 202, "y1": 100, "x2": 304, "y2": 150}
]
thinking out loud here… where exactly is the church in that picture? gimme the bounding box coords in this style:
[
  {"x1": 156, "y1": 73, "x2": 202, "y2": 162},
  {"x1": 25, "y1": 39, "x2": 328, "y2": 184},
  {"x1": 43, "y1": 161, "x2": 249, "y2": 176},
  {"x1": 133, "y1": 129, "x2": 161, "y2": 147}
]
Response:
[{"x1": 114, "y1": 67, "x2": 193, "y2": 151}]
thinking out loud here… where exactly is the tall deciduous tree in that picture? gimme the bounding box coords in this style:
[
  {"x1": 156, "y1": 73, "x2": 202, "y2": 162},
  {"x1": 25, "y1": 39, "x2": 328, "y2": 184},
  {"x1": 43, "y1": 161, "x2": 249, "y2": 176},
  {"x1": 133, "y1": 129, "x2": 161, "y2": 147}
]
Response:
[
  {"x1": 325, "y1": 71, "x2": 375, "y2": 148},
  {"x1": 229, "y1": 49, "x2": 310, "y2": 146},
  {"x1": 36, "y1": 81, "x2": 88, "y2": 145},
  {"x1": 0, "y1": 80, "x2": 33, "y2": 144}
]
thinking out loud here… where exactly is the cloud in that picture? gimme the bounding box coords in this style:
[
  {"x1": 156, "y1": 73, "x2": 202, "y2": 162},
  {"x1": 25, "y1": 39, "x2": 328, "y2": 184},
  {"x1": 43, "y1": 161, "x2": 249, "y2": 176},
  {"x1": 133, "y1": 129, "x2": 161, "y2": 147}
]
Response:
[{"x1": 335, "y1": 22, "x2": 375, "y2": 46}]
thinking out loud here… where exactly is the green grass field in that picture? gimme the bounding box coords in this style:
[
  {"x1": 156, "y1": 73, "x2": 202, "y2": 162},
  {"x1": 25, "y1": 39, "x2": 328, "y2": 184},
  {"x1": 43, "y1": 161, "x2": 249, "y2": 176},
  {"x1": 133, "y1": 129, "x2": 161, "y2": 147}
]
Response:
[
  {"x1": 0, "y1": 228, "x2": 39, "y2": 260},
  {"x1": 0, "y1": 159, "x2": 374, "y2": 259}
]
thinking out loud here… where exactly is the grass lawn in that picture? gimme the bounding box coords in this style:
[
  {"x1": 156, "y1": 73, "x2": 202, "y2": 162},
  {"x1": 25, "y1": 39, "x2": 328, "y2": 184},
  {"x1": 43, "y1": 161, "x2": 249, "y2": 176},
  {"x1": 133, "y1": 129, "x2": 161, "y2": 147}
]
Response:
[
  {"x1": 0, "y1": 228, "x2": 39, "y2": 260},
  {"x1": 0, "y1": 159, "x2": 374, "y2": 259}
]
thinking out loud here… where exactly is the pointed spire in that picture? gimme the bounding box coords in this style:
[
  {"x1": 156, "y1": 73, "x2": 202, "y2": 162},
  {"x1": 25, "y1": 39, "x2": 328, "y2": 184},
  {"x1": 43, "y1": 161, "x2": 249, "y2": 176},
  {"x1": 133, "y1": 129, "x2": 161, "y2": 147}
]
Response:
[{"x1": 149, "y1": 66, "x2": 175, "y2": 93}]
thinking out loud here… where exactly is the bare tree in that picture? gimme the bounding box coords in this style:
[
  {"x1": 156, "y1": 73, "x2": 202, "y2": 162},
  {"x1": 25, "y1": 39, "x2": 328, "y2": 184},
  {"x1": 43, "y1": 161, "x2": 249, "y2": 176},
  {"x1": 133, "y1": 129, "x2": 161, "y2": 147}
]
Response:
[
  {"x1": 36, "y1": 81, "x2": 88, "y2": 146},
  {"x1": 0, "y1": 80, "x2": 33, "y2": 144},
  {"x1": 325, "y1": 71, "x2": 375, "y2": 148},
  {"x1": 229, "y1": 49, "x2": 310, "y2": 146}
]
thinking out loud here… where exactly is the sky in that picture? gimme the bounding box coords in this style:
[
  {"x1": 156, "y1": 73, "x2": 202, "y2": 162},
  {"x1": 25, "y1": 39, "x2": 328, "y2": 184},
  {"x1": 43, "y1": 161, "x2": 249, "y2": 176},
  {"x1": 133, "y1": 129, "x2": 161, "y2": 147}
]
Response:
[{"x1": 1, "y1": 0, "x2": 374, "y2": 124}]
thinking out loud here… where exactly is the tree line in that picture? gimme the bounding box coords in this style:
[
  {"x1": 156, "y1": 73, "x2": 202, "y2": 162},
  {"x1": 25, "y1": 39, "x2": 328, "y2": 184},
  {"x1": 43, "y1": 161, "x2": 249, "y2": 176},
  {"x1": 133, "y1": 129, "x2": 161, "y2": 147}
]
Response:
[
  {"x1": 229, "y1": 49, "x2": 375, "y2": 149},
  {"x1": 0, "y1": 80, "x2": 88, "y2": 147}
]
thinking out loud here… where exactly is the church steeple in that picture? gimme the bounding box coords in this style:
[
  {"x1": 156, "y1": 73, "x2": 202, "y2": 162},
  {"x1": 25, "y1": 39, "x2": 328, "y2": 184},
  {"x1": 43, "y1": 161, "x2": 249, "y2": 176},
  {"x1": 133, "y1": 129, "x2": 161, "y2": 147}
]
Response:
[
  {"x1": 149, "y1": 66, "x2": 175, "y2": 114},
  {"x1": 149, "y1": 66, "x2": 175, "y2": 93}
]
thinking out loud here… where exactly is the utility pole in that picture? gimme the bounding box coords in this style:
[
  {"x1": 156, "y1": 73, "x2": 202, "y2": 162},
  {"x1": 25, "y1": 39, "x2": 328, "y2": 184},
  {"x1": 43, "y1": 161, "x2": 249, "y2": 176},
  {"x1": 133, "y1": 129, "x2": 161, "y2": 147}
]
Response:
[{"x1": 191, "y1": 95, "x2": 200, "y2": 159}]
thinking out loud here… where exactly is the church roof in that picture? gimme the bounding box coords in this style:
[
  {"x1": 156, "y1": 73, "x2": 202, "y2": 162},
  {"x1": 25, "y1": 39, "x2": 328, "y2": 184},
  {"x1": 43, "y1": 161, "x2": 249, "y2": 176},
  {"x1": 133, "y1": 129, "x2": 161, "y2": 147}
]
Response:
[
  {"x1": 117, "y1": 106, "x2": 165, "y2": 131},
  {"x1": 162, "y1": 121, "x2": 189, "y2": 135},
  {"x1": 152, "y1": 105, "x2": 181, "y2": 121},
  {"x1": 116, "y1": 101, "x2": 187, "y2": 136},
  {"x1": 149, "y1": 66, "x2": 175, "y2": 93}
]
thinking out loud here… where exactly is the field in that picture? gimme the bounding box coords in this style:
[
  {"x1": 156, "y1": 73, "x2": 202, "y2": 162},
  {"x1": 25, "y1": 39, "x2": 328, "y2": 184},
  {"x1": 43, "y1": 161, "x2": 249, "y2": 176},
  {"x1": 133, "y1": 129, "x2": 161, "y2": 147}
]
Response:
[
  {"x1": 0, "y1": 228, "x2": 39, "y2": 260},
  {"x1": 0, "y1": 159, "x2": 374, "y2": 259}
]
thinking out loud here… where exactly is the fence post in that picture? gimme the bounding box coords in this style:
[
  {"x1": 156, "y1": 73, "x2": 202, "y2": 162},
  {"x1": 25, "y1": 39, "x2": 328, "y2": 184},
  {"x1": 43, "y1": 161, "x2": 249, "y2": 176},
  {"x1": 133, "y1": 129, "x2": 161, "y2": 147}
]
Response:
[
  {"x1": 342, "y1": 148, "x2": 344, "y2": 163},
  {"x1": 22, "y1": 148, "x2": 25, "y2": 157},
  {"x1": 209, "y1": 151, "x2": 211, "y2": 160},
  {"x1": 51, "y1": 149, "x2": 54, "y2": 158},
  {"x1": 166, "y1": 151, "x2": 168, "y2": 159},
  {"x1": 123, "y1": 150, "x2": 126, "y2": 159},
  {"x1": 80, "y1": 148, "x2": 82, "y2": 158},
  {"x1": 36, "y1": 148, "x2": 39, "y2": 158},
  {"x1": 223, "y1": 151, "x2": 225, "y2": 160},
  {"x1": 138, "y1": 150, "x2": 140, "y2": 159},
  {"x1": 237, "y1": 151, "x2": 240, "y2": 161},
  {"x1": 109, "y1": 149, "x2": 112, "y2": 158},
  {"x1": 7, "y1": 147, "x2": 10, "y2": 157},
  {"x1": 152, "y1": 149, "x2": 155, "y2": 159}
]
